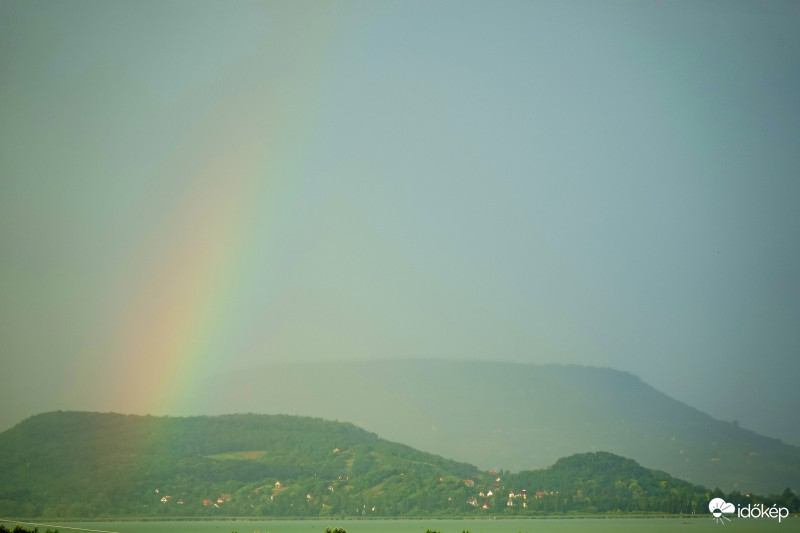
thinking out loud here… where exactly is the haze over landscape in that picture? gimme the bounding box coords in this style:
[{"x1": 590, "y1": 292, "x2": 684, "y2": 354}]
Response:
[{"x1": 2, "y1": 0, "x2": 799, "y2": 470}]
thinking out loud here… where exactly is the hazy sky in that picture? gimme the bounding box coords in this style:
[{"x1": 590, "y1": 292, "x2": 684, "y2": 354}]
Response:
[{"x1": 2, "y1": 1, "x2": 799, "y2": 443}]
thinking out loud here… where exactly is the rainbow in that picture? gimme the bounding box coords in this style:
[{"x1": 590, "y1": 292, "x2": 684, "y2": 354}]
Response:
[{"x1": 98, "y1": 97, "x2": 300, "y2": 418}]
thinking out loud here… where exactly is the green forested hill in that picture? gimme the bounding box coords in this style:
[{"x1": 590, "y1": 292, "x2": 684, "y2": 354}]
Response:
[
  {"x1": 0, "y1": 412, "x2": 480, "y2": 518},
  {"x1": 0, "y1": 412, "x2": 796, "y2": 520}
]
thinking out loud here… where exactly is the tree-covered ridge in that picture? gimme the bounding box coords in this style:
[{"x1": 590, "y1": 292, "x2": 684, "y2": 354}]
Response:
[
  {"x1": 0, "y1": 412, "x2": 483, "y2": 518},
  {"x1": 0, "y1": 412, "x2": 797, "y2": 519},
  {"x1": 504, "y1": 452, "x2": 706, "y2": 513}
]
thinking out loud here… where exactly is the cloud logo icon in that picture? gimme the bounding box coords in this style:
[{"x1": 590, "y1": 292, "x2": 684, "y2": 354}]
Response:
[{"x1": 709, "y1": 498, "x2": 736, "y2": 523}]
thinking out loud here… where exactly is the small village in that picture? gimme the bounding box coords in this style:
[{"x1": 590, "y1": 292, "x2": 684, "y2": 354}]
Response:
[{"x1": 153, "y1": 471, "x2": 558, "y2": 514}]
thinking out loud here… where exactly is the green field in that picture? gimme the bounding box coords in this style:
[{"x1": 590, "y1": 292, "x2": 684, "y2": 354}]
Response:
[{"x1": 3, "y1": 518, "x2": 800, "y2": 533}]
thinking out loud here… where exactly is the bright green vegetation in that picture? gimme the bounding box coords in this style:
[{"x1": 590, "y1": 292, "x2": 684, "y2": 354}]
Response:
[
  {"x1": 2, "y1": 520, "x2": 800, "y2": 533},
  {"x1": 0, "y1": 412, "x2": 798, "y2": 520}
]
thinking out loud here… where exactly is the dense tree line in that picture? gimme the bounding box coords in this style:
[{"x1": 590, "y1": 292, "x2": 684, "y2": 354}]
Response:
[{"x1": 0, "y1": 526, "x2": 58, "y2": 533}]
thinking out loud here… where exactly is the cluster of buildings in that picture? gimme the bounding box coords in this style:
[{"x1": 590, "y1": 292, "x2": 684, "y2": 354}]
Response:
[
  {"x1": 463, "y1": 478, "x2": 556, "y2": 509},
  {"x1": 155, "y1": 488, "x2": 229, "y2": 508},
  {"x1": 202, "y1": 495, "x2": 231, "y2": 508}
]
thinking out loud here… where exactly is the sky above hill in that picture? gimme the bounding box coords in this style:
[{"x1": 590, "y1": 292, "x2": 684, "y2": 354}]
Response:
[{"x1": 2, "y1": 1, "x2": 799, "y2": 444}]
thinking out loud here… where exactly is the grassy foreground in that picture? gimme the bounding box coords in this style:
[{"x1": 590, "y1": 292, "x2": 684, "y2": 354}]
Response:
[{"x1": 2, "y1": 518, "x2": 800, "y2": 533}]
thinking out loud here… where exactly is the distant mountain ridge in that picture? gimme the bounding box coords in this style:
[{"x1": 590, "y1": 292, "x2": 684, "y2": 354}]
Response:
[
  {"x1": 181, "y1": 360, "x2": 800, "y2": 494},
  {"x1": 0, "y1": 411, "x2": 741, "y2": 519}
]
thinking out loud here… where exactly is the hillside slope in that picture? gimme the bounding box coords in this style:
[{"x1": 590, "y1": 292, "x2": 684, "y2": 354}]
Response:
[
  {"x1": 0, "y1": 411, "x2": 480, "y2": 518},
  {"x1": 0, "y1": 412, "x2": 737, "y2": 519},
  {"x1": 183, "y1": 360, "x2": 800, "y2": 493}
]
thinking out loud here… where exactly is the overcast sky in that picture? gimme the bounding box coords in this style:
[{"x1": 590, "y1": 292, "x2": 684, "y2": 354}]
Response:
[{"x1": 2, "y1": 1, "x2": 799, "y2": 443}]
